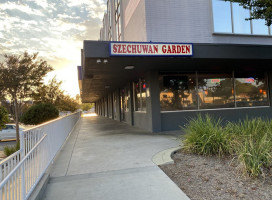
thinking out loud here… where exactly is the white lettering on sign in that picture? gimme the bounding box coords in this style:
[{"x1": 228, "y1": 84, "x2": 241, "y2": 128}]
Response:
[{"x1": 110, "y1": 42, "x2": 193, "y2": 56}]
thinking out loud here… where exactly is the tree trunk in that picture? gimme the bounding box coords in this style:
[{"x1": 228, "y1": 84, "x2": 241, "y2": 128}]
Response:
[{"x1": 14, "y1": 99, "x2": 20, "y2": 145}]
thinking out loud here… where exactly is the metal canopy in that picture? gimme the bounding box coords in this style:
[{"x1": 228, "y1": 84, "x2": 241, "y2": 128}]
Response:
[{"x1": 81, "y1": 41, "x2": 272, "y2": 103}]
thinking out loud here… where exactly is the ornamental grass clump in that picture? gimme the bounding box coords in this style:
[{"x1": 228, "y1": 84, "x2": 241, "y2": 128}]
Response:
[
  {"x1": 228, "y1": 118, "x2": 272, "y2": 177},
  {"x1": 182, "y1": 114, "x2": 230, "y2": 157},
  {"x1": 237, "y1": 134, "x2": 272, "y2": 177}
]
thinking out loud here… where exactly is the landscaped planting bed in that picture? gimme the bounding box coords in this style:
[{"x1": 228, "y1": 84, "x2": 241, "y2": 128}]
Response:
[{"x1": 160, "y1": 115, "x2": 272, "y2": 200}]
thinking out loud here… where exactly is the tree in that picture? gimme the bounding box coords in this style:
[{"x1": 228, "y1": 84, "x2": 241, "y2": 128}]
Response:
[
  {"x1": 33, "y1": 77, "x2": 79, "y2": 112},
  {"x1": 32, "y1": 76, "x2": 63, "y2": 105},
  {"x1": 224, "y1": 0, "x2": 272, "y2": 26},
  {"x1": 81, "y1": 103, "x2": 94, "y2": 111},
  {"x1": 0, "y1": 106, "x2": 9, "y2": 130},
  {"x1": 0, "y1": 52, "x2": 53, "y2": 144},
  {"x1": 21, "y1": 103, "x2": 59, "y2": 125}
]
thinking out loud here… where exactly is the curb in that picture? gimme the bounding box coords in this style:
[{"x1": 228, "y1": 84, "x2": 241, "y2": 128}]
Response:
[
  {"x1": 152, "y1": 147, "x2": 181, "y2": 166},
  {"x1": 28, "y1": 173, "x2": 50, "y2": 200}
]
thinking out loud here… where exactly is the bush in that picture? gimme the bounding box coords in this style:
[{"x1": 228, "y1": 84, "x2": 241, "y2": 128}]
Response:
[
  {"x1": 182, "y1": 116, "x2": 272, "y2": 178},
  {"x1": 4, "y1": 142, "x2": 20, "y2": 157},
  {"x1": 21, "y1": 103, "x2": 59, "y2": 125},
  {"x1": 182, "y1": 114, "x2": 230, "y2": 157},
  {"x1": 0, "y1": 106, "x2": 9, "y2": 130}
]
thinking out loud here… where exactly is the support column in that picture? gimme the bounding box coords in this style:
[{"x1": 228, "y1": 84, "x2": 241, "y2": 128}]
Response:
[{"x1": 146, "y1": 71, "x2": 161, "y2": 132}]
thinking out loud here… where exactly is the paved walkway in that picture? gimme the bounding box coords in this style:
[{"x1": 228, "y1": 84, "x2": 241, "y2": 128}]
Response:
[{"x1": 42, "y1": 116, "x2": 190, "y2": 200}]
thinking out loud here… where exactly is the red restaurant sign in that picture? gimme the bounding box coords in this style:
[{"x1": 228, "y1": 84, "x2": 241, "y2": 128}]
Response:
[{"x1": 110, "y1": 42, "x2": 193, "y2": 56}]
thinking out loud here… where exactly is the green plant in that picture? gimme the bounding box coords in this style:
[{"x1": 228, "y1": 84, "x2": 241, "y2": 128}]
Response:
[
  {"x1": 4, "y1": 142, "x2": 20, "y2": 157},
  {"x1": 182, "y1": 114, "x2": 230, "y2": 157},
  {"x1": 21, "y1": 103, "x2": 59, "y2": 125},
  {"x1": 0, "y1": 106, "x2": 9, "y2": 130},
  {"x1": 237, "y1": 133, "x2": 272, "y2": 177}
]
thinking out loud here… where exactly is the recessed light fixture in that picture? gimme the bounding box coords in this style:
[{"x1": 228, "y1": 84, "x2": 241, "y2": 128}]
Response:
[
  {"x1": 97, "y1": 59, "x2": 101, "y2": 64},
  {"x1": 124, "y1": 65, "x2": 135, "y2": 70},
  {"x1": 103, "y1": 59, "x2": 108, "y2": 64}
]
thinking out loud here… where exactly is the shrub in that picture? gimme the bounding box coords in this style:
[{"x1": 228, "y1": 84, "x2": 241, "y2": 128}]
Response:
[
  {"x1": 182, "y1": 114, "x2": 230, "y2": 157},
  {"x1": 0, "y1": 106, "x2": 9, "y2": 130},
  {"x1": 21, "y1": 103, "x2": 59, "y2": 125},
  {"x1": 227, "y1": 118, "x2": 272, "y2": 177},
  {"x1": 4, "y1": 142, "x2": 20, "y2": 157}
]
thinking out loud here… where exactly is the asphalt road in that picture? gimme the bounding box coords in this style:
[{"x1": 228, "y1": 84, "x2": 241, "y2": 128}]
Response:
[{"x1": 0, "y1": 140, "x2": 16, "y2": 151}]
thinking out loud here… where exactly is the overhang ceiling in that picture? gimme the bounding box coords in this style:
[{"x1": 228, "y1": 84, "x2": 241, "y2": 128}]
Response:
[{"x1": 81, "y1": 41, "x2": 272, "y2": 103}]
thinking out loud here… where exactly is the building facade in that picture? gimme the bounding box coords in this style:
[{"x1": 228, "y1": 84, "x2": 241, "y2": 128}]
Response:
[{"x1": 80, "y1": 0, "x2": 272, "y2": 132}]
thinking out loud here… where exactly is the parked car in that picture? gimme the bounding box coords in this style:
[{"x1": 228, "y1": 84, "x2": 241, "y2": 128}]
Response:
[{"x1": 0, "y1": 124, "x2": 25, "y2": 141}]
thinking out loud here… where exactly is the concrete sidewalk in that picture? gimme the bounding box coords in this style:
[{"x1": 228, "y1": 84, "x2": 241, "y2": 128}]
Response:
[{"x1": 42, "y1": 116, "x2": 190, "y2": 200}]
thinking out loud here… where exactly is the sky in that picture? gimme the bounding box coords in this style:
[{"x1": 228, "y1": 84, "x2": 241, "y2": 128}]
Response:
[{"x1": 0, "y1": 0, "x2": 107, "y2": 98}]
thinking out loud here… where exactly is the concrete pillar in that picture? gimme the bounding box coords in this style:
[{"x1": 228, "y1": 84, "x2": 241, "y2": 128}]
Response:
[{"x1": 146, "y1": 71, "x2": 162, "y2": 132}]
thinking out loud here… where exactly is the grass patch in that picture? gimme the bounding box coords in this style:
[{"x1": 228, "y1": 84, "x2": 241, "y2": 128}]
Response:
[
  {"x1": 4, "y1": 142, "x2": 20, "y2": 157},
  {"x1": 182, "y1": 115, "x2": 272, "y2": 178},
  {"x1": 182, "y1": 114, "x2": 230, "y2": 157}
]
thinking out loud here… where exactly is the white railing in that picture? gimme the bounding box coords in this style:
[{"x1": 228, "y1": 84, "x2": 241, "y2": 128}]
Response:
[{"x1": 0, "y1": 112, "x2": 81, "y2": 200}]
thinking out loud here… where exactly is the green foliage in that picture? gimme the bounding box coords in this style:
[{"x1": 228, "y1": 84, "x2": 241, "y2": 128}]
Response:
[
  {"x1": 81, "y1": 103, "x2": 94, "y2": 111},
  {"x1": 21, "y1": 103, "x2": 59, "y2": 125},
  {"x1": 182, "y1": 114, "x2": 230, "y2": 157},
  {"x1": 33, "y1": 77, "x2": 79, "y2": 112},
  {"x1": 0, "y1": 51, "x2": 53, "y2": 142},
  {"x1": 182, "y1": 115, "x2": 272, "y2": 178},
  {"x1": 0, "y1": 106, "x2": 9, "y2": 130},
  {"x1": 4, "y1": 142, "x2": 20, "y2": 157},
  {"x1": 224, "y1": 0, "x2": 272, "y2": 26}
]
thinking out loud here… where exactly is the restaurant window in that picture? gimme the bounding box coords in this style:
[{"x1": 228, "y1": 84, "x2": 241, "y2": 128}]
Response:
[
  {"x1": 125, "y1": 87, "x2": 130, "y2": 112},
  {"x1": 134, "y1": 78, "x2": 147, "y2": 111},
  {"x1": 198, "y1": 74, "x2": 234, "y2": 109},
  {"x1": 159, "y1": 71, "x2": 269, "y2": 112},
  {"x1": 235, "y1": 73, "x2": 268, "y2": 107},
  {"x1": 212, "y1": 0, "x2": 271, "y2": 35},
  {"x1": 159, "y1": 74, "x2": 198, "y2": 111}
]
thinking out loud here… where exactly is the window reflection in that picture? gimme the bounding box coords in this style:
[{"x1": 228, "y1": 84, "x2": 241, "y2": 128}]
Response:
[
  {"x1": 232, "y1": 2, "x2": 251, "y2": 34},
  {"x1": 134, "y1": 78, "x2": 147, "y2": 111},
  {"x1": 159, "y1": 74, "x2": 197, "y2": 111},
  {"x1": 252, "y1": 19, "x2": 269, "y2": 35},
  {"x1": 198, "y1": 74, "x2": 234, "y2": 109},
  {"x1": 212, "y1": 0, "x2": 232, "y2": 33},
  {"x1": 235, "y1": 73, "x2": 268, "y2": 107}
]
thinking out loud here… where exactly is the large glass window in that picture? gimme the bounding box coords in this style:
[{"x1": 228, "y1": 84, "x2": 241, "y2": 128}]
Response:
[
  {"x1": 107, "y1": 1, "x2": 112, "y2": 41},
  {"x1": 212, "y1": 0, "x2": 271, "y2": 36},
  {"x1": 212, "y1": 0, "x2": 232, "y2": 33},
  {"x1": 235, "y1": 73, "x2": 268, "y2": 107},
  {"x1": 159, "y1": 74, "x2": 197, "y2": 111},
  {"x1": 232, "y1": 2, "x2": 251, "y2": 34},
  {"x1": 115, "y1": 0, "x2": 122, "y2": 41},
  {"x1": 159, "y1": 71, "x2": 269, "y2": 112},
  {"x1": 134, "y1": 78, "x2": 147, "y2": 111},
  {"x1": 252, "y1": 19, "x2": 269, "y2": 35},
  {"x1": 198, "y1": 74, "x2": 234, "y2": 109}
]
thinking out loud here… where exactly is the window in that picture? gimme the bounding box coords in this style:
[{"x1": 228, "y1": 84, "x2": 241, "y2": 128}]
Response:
[
  {"x1": 134, "y1": 78, "x2": 147, "y2": 111},
  {"x1": 235, "y1": 73, "x2": 268, "y2": 107},
  {"x1": 107, "y1": 1, "x2": 112, "y2": 41},
  {"x1": 159, "y1": 74, "x2": 197, "y2": 111},
  {"x1": 115, "y1": 0, "x2": 122, "y2": 41},
  {"x1": 198, "y1": 74, "x2": 234, "y2": 109},
  {"x1": 252, "y1": 19, "x2": 269, "y2": 35},
  {"x1": 212, "y1": 0, "x2": 271, "y2": 35},
  {"x1": 159, "y1": 71, "x2": 269, "y2": 112},
  {"x1": 212, "y1": 0, "x2": 232, "y2": 33},
  {"x1": 232, "y1": 2, "x2": 251, "y2": 34}
]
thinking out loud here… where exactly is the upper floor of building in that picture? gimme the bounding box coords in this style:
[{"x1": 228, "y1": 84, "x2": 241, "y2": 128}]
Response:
[{"x1": 100, "y1": 0, "x2": 272, "y2": 45}]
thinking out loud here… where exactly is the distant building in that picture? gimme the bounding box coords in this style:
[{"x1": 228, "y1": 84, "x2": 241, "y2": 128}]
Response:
[{"x1": 80, "y1": 0, "x2": 272, "y2": 132}]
